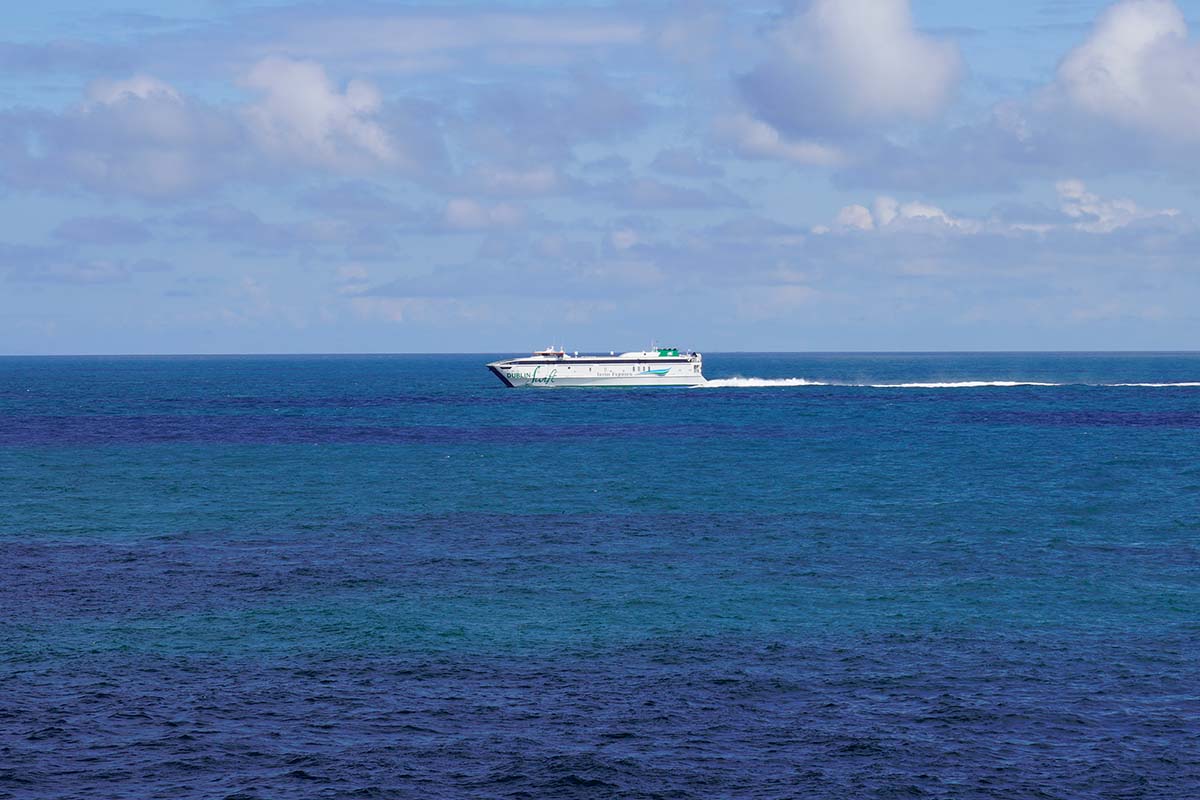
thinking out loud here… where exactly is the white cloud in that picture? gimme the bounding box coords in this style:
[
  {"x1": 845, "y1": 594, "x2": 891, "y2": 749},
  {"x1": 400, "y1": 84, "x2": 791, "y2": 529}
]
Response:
[
  {"x1": 824, "y1": 180, "x2": 1180, "y2": 237},
  {"x1": 1053, "y1": 0, "x2": 1200, "y2": 142},
  {"x1": 837, "y1": 1, "x2": 1200, "y2": 191},
  {"x1": 4, "y1": 75, "x2": 248, "y2": 198},
  {"x1": 717, "y1": 113, "x2": 845, "y2": 166},
  {"x1": 1055, "y1": 178, "x2": 1179, "y2": 232},
  {"x1": 834, "y1": 204, "x2": 874, "y2": 231},
  {"x1": 739, "y1": 0, "x2": 961, "y2": 137},
  {"x1": 242, "y1": 57, "x2": 397, "y2": 170},
  {"x1": 86, "y1": 75, "x2": 181, "y2": 106},
  {"x1": 827, "y1": 196, "x2": 973, "y2": 233},
  {"x1": 898, "y1": 201, "x2": 963, "y2": 229},
  {"x1": 6, "y1": 65, "x2": 419, "y2": 198},
  {"x1": 874, "y1": 197, "x2": 901, "y2": 228},
  {"x1": 444, "y1": 198, "x2": 524, "y2": 229},
  {"x1": 82, "y1": 75, "x2": 197, "y2": 149}
]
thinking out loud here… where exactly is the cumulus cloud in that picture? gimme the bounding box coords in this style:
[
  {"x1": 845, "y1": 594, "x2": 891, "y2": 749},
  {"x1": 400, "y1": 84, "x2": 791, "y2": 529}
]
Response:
[
  {"x1": 1055, "y1": 178, "x2": 1179, "y2": 232},
  {"x1": 242, "y1": 57, "x2": 398, "y2": 171},
  {"x1": 833, "y1": 0, "x2": 1200, "y2": 191},
  {"x1": 823, "y1": 180, "x2": 1180, "y2": 236},
  {"x1": 834, "y1": 204, "x2": 874, "y2": 231},
  {"x1": 0, "y1": 75, "x2": 249, "y2": 198},
  {"x1": 2, "y1": 62, "x2": 414, "y2": 198},
  {"x1": 716, "y1": 113, "x2": 845, "y2": 166},
  {"x1": 739, "y1": 0, "x2": 962, "y2": 138},
  {"x1": 1052, "y1": 0, "x2": 1200, "y2": 143},
  {"x1": 825, "y1": 196, "x2": 975, "y2": 233}
]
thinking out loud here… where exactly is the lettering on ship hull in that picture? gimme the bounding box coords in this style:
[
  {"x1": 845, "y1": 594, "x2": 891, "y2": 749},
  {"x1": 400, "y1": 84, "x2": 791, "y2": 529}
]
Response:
[{"x1": 508, "y1": 366, "x2": 557, "y2": 385}]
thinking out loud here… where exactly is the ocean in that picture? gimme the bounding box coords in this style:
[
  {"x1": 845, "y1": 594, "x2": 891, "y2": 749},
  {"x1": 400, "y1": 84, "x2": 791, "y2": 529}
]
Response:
[{"x1": 1, "y1": 353, "x2": 1198, "y2": 799}]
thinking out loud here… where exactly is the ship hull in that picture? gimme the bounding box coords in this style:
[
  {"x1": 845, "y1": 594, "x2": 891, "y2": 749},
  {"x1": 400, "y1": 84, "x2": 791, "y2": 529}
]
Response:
[{"x1": 487, "y1": 356, "x2": 705, "y2": 387}]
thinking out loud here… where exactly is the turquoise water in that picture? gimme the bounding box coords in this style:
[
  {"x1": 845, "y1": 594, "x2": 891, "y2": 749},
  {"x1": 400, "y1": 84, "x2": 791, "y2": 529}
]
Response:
[{"x1": 2, "y1": 353, "x2": 1198, "y2": 798}]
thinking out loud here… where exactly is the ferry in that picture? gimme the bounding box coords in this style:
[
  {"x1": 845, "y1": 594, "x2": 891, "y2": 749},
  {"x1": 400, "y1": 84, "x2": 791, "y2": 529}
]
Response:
[{"x1": 487, "y1": 346, "x2": 705, "y2": 387}]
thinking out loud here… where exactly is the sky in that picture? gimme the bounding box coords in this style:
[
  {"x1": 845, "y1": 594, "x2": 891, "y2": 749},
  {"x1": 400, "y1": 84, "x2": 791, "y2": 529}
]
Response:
[{"x1": 3, "y1": 0, "x2": 1200, "y2": 353}]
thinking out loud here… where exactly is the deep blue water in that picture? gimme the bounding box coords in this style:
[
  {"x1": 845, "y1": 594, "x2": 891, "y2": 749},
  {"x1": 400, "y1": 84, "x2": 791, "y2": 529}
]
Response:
[{"x1": 1, "y1": 353, "x2": 1198, "y2": 799}]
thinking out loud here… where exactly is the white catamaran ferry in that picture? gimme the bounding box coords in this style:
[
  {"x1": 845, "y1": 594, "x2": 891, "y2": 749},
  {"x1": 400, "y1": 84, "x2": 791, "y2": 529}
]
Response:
[{"x1": 487, "y1": 346, "x2": 705, "y2": 387}]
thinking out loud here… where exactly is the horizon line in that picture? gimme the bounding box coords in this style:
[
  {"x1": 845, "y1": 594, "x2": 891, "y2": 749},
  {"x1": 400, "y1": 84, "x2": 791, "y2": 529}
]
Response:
[{"x1": 4, "y1": 349, "x2": 1200, "y2": 358}]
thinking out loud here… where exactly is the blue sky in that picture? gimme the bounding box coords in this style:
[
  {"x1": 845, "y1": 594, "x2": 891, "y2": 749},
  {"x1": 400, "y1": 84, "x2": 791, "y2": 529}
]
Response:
[{"x1": 3, "y1": 0, "x2": 1200, "y2": 353}]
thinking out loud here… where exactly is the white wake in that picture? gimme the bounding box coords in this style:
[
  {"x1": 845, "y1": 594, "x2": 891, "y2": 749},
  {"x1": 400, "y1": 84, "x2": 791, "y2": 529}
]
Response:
[
  {"x1": 700, "y1": 377, "x2": 832, "y2": 388},
  {"x1": 868, "y1": 381, "x2": 1061, "y2": 388},
  {"x1": 698, "y1": 378, "x2": 1200, "y2": 389}
]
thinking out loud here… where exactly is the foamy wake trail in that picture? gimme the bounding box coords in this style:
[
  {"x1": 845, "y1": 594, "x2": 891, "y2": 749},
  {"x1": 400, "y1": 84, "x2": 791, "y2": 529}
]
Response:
[
  {"x1": 699, "y1": 377, "x2": 831, "y2": 388},
  {"x1": 698, "y1": 378, "x2": 1057, "y2": 388},
  {"x1": 698, "y1": 378, "x2": 1200, "y2": 389},
  {"x1": 868, "y1": 381, "x2": 1061, "y2": 388}
]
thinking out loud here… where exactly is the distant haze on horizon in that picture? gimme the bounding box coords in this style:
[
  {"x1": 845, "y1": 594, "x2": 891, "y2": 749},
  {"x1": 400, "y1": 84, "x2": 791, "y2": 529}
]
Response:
[{"x1": 3, "y1": 0, "x2": 1200, "y2": 354}]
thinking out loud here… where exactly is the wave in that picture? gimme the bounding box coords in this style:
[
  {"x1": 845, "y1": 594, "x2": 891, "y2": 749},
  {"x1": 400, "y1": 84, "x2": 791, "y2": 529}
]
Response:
[{"x1": 699, "y1": 378, "x2": 1200, "y2": 389}]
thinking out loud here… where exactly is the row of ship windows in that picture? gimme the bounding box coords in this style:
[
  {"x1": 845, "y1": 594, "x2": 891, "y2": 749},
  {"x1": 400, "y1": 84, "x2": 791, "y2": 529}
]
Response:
[{"x1": 573, "y1": 366, "x2": 701, "y2": 374}]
